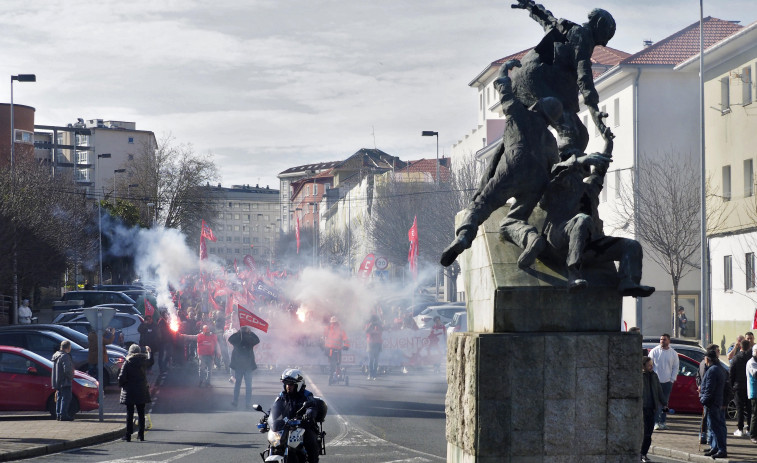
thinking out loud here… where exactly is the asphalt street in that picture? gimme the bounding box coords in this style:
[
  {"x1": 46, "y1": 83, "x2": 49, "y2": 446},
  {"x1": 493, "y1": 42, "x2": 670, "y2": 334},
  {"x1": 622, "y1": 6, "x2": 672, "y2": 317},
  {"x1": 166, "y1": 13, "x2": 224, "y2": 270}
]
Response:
[{"x1": 25, "y1": 363, "x2": 448, "y2": 463}]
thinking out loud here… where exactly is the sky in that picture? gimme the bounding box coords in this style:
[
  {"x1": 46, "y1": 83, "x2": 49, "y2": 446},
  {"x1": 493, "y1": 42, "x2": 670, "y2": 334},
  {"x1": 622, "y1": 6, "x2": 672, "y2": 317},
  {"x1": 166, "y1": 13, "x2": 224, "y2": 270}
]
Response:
[{"x1": 1, "y1": 0, "x2": 755, "y2": 191}]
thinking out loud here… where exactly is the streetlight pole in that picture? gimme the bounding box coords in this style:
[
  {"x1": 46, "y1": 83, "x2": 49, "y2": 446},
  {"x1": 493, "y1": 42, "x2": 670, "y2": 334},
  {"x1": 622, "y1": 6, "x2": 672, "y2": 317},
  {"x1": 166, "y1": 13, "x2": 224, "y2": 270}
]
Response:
[
  {"x1": 113, "y1": 168, "x2": 126, "y2": 206},
  {"x1": 96, "y1": 154, "x2": 110, "y2": 286},
  {"x1": 422, "y1": 130, "x2": 439, "y2": 185},
  {"x1": 698, "y1": 0, "x2": 709, "y2": 344},
  {"x1": 9, "y1": 74, "x2": 35, "y2": 324}
]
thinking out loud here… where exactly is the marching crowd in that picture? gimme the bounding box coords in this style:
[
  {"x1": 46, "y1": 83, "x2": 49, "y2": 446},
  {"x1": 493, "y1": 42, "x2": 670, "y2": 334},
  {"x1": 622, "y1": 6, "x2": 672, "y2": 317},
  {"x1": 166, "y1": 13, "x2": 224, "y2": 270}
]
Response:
[{"x1": 639, "y1": 331, "x2": 757, "y2": 461}]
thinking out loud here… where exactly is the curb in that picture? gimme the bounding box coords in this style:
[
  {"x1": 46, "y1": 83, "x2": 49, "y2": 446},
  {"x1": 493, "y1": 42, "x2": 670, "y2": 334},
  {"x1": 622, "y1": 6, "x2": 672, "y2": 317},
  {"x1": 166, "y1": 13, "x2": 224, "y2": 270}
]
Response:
[
  {"x1": 650, "y1": 445, "x2": 734, "y2": 463},
  {"x1": 0, "y1": 425, "x2": 126, "y2": 462}
]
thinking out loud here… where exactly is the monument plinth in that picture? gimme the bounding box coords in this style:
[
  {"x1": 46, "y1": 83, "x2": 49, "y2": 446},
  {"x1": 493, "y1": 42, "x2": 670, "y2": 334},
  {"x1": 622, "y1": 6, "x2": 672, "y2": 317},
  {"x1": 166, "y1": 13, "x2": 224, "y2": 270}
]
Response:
[{"x1": 445, "y1": 208, "x2": 642, "y2": 463}]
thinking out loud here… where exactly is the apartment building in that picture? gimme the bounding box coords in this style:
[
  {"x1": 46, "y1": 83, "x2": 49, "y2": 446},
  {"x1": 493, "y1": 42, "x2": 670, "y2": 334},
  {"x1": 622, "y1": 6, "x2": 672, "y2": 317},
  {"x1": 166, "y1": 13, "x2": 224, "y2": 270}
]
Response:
[{"x1": 205, "y1": 184, "x2": 280, "y2": 266}]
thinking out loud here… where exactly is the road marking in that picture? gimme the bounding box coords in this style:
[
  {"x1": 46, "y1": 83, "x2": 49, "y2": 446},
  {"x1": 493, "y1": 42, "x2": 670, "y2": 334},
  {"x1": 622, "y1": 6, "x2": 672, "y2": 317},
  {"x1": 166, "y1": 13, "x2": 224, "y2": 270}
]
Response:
[
  {"x1": 97, "y1": 446, "x2": 205, "y2": 462},
  {"x1": 303, "y1": 373, "x2": 444, "y2": 462}
]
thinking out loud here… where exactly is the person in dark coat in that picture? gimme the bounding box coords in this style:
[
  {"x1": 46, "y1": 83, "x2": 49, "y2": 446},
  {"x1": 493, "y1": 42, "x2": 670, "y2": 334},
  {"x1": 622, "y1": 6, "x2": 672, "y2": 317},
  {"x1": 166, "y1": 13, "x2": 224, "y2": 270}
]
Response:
[
  {"x1": 52, "y1": 340, "x2": 75, "y2": 421},
  {"x1": 228, "y1": 326, "x2": 260, "y2": 409},
  {"x1": 700, "y1": 350, "x2": 728, "y2": 458},
  {"x1": 119, "y1": 344, "x2": 153, "y2": 441},
  {"x1": 730, "y1": 339, "x2": 753, "y2": 437},
  {"x1": 641, "y1": 356, "x2": 667, "y2": 462}
]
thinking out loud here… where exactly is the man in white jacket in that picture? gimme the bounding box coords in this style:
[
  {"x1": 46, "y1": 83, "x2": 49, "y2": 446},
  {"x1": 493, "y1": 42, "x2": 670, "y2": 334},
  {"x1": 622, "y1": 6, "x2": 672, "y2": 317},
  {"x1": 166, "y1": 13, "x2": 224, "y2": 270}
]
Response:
[
  {"x1": 746, "y1": 344, "x2": 757, "y2": 443},
  {"x1": 649, "y1": 333, "x2": 679, "y2": 430}
]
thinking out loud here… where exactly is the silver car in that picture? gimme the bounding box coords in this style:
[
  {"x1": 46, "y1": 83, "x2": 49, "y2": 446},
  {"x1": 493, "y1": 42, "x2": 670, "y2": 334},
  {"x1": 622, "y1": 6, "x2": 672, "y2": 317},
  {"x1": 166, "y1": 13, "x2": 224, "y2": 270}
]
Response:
[{"x1": 413, "y1": 303, "x2": 466, "y2": 329}]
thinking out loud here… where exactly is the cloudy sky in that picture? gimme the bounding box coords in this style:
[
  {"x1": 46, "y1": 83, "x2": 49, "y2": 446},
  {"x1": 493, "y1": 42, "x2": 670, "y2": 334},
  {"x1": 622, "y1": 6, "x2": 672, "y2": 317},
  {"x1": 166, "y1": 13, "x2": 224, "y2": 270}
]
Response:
[{"x1": 1, "y1": 0, "x2": 755, "y2": 190}]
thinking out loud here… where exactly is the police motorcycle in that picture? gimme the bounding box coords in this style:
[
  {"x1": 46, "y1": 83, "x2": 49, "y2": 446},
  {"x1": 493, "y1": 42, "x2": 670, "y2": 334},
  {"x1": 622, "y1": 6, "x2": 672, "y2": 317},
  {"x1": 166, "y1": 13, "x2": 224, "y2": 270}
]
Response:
[{"x1": 254, "y1": 370, "x2": 327, "y2": 463}]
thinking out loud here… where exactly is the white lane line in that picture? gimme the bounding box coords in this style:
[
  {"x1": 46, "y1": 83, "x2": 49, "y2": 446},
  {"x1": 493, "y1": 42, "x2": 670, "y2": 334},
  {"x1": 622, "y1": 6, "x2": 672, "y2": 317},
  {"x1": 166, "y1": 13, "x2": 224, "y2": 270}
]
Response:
[
  {"x1": 97, "y1": 446, "x2": 205, "y2": 462},
  {"x1": 303, "y1": 373, "x2": 444, "y2": 462}
]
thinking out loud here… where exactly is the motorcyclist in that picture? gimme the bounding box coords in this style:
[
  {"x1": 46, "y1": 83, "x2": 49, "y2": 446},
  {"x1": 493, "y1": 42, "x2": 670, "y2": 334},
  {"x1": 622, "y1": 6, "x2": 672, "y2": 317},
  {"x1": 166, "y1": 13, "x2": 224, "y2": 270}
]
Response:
[
  {"x1": 269, "y1": 369, "x2": 320, "y2": 463},
  {"x1": 323, "y1": 316, "x2": 349, "y2": 378}
]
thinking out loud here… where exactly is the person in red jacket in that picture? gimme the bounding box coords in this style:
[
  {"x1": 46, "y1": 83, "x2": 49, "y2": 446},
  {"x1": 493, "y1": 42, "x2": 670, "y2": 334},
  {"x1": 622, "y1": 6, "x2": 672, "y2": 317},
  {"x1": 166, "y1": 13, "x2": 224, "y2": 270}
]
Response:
[
  {"x1": 185, "y1": 325, "x2": 217, "y2": 387},
  {"x1": 323, "y1": 316, "x2": 349, "y2": 379}
]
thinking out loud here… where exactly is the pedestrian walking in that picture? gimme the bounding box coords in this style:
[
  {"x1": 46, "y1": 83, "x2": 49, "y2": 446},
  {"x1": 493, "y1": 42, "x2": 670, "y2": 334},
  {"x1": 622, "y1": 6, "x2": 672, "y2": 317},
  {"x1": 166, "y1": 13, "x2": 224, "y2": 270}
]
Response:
[
  {"x1": 156, "y1": 311, "x2": 171, "y2": 373},
  {"x1": 197, "y1": 325, "x2": 217, "y2": 386},
  {"x1": 649, "y1": 334, "x2": 678, "y2": 430},
  {"x1": 51, "y1": 340, "x2": 75, "y2": 421},
  {"x1": 730, "y1": 339, "x2": 752, "y2": 437},
  {"x1": 18, "y1": 299, "x2": 32, "y2": 324},
  {"x1": 228, "y1": 326, "x2": 260, "y2": 409},
  {"x1": 138, "y1": 313, "x2": 162, "y2": 370},
  {"x1": 700, "y1": 350, "x2": 728, "y2": 458},
  {"x1": 697, "y1": 344, "x2": 720, "y2": 445},
  {"x1": 641, "y1": 356, "x2": 667, "y2": 462},
  {"x1": 118, "y1": 344, "x2": 153, "y2": 442},
  {"x1": 747, "y1": 344, "x2": 757, "y2": 444},
  {"x1": 365, "y1": 315, "x2": 383, "y2": 380}
]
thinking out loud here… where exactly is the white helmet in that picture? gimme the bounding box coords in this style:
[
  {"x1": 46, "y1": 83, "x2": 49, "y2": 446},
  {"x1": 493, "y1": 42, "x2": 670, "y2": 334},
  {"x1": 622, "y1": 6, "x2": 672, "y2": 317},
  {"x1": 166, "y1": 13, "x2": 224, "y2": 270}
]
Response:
[{"x1": 280, "y1": 368, "x2": 305, "y2": 392}]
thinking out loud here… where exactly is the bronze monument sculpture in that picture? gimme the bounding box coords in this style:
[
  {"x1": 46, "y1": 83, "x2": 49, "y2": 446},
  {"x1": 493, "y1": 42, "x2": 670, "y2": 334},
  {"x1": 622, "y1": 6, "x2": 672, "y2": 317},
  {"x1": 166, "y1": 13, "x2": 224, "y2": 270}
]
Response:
[{"x1": 440, "y1": 0, "x2": 654, "y2": 298}]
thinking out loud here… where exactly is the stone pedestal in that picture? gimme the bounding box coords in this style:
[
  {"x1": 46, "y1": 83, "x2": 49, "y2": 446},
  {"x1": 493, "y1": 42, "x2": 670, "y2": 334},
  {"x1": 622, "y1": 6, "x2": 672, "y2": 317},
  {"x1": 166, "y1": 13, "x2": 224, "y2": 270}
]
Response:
[{"x1": 446, "y1": 207, "x2": 642, "y2": 462}]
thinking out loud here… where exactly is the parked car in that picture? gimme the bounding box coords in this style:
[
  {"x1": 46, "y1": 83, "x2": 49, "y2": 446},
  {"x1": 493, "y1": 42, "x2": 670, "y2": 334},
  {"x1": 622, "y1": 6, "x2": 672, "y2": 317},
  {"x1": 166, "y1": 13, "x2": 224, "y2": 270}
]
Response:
[
  {"x1": 11, "y1": 323, "x2": 127, "y2": 356},
  {"x1": 0, "y1": 328, "x2": 124, "y2": 385},
  {"x1": 642, "y1": 338, "x2": 707, "y2": 363},
  {"x1": 52, "y1": 304, "x2": 142, "y2": 322},
  {"x1": 52, "y1": 291, "x2": 136, "y2": 311},
  {"x1": 0, "y1": 346, "x2": 99, "y2": 418},
  {"x1": 413, "y1": 304, "x2": 466, "y2": 329},
  {"x1": 446, "y1": 311, "x2": 468, "y2": 335},
  {"x1": 93, "y1": 284, "x2": 144, "y2": 292},
  {"x1": 664, "y1": 353, "x2": 734, "y2": 416},
  {"x1": 60, "y1": 322, "x2": 126, "y2": 349},
  {"x1": 60, "y1": 313, "x2": 143, "y2": 347}
]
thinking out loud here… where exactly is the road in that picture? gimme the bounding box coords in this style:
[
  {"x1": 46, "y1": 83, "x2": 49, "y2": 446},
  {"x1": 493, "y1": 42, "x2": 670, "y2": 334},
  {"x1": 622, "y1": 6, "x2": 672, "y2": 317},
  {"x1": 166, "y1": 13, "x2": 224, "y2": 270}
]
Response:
[{"x1": 28, "y1": 364, "x2": 448, "y2": 463}]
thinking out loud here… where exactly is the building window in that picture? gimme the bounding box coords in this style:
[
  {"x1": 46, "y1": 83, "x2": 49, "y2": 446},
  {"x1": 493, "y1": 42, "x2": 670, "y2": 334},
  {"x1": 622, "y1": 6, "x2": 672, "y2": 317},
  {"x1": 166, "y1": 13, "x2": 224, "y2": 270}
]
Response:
[
  {"x1": 721, "y1": 76, "x2": 730, "y2": 113},
  {"x1": 724, "y1": 255, "x2": 733, "y2": 291},
  {"x1": 128, "y1": 137, "x2": 134, "y2": 144},
  {"x1": 234, "y1": 225, "x2": 240, "y2": 231},
  {"x1": 745, "y1": 159, "x2": 754, "y2": 197},
  {"x1": 14, "y1": 129, "x2": 34, "y2": 144},
  {"x1": 314, "y1": 184, "x2": 318, "y2": 196},
  {"x1": 747, "y1": 252, "x2": 755, "y2": 290},
  {"x1": 234, "y1": 236, "x2": 240, "y2": 242},
  {"x1": 742, "y1": 66, "x2": 752, "y2": 105},
  {"x1": 615, "y1": 170, "x2": 622, "y2": 198},
  {"x1": 226, "y1": 236, "x2": 232, "y2": 242},
  {"x1": 722, "y1": 165, "x2": 731, "y2": 201},
  {"x1": 613, "y1": 98, "x2": 620, "y2": 127}
]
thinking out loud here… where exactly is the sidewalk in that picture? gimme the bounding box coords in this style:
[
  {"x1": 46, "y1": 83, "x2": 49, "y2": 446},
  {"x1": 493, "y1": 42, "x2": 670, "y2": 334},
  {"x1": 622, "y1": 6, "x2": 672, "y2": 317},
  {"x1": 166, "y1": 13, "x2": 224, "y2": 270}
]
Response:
[
  {"x1": 0, "y1": 367, "x2": 160, "y2": 462},
  {"x1": 649, "y1": 413, "x2": 757, "y2": 462}
]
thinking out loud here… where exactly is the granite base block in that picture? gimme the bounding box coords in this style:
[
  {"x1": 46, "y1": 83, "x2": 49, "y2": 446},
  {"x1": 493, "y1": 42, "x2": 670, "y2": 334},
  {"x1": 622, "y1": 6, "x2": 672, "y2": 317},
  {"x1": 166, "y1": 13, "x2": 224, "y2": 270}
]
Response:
[{"x1": 446, "y1": 331, "x2": 642, "y2": 462}]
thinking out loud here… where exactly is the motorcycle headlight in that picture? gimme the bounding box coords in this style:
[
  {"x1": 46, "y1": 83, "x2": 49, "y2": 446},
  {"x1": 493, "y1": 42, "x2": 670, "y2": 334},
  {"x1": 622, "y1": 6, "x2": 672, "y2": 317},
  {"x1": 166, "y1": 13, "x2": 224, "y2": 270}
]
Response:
[
  {"x1": 267, "y1": 430, "x2": 282, "y2": 447},
  {"x1": 74, "y1": 377, "x2": 98, "y2": 389}
]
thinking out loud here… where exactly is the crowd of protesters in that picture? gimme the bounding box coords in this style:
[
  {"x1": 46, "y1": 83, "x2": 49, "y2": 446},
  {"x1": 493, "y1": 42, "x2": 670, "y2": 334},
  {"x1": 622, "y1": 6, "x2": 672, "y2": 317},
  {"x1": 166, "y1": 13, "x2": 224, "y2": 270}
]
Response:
[{"x1": 638, "y1": 329, "x2": 757, "y2": 460}]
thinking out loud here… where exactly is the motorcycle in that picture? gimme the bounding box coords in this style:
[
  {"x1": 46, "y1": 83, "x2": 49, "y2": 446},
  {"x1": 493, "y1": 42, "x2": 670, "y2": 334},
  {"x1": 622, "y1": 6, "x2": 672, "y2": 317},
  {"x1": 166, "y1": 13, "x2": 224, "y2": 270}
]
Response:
[{"x1": 253, "y1": 398, "x2": 327, "y2": 463}]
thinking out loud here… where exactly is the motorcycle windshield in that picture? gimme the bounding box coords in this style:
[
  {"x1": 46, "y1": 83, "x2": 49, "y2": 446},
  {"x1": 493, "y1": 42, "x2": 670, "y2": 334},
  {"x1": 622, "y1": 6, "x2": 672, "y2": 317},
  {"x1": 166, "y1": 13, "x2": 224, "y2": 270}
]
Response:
[{"x1": 268, "y1": 400, "x2": 287, "y2": 432}]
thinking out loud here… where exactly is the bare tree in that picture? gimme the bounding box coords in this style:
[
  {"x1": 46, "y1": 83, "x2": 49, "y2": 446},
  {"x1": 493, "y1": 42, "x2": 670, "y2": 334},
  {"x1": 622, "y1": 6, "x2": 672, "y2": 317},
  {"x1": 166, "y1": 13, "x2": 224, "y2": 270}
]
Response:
[
  {"x1": 0, "y1": 155, "x2": 97, "y2": 305},
  {"x1": 364, "y1": 156, "x2": 483, "y2": 271},
  {"x1": 614, "y1": 152, "x2": 726, "y2": 315},
  {"x1": 319, "y1": 227, "x2": 354, "y2": 270},
  {"x1": 120, "y1": 135, "x2": 220, "y2": 238}
]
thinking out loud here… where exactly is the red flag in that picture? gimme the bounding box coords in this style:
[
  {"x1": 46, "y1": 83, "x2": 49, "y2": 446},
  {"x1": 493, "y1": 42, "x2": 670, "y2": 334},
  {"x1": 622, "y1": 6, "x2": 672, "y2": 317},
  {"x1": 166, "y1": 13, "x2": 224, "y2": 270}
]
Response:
[
  {"x1": 753, "y1": 308, "x2": 757, "y2": 330},
  {"x1": 208, "y1": 293, "x2": 222, "y2": 313},
  {"x1": 358, "y1": 253, "x2": 376, "y2": 279},
  {"x1": 238, "y1": 304, "x2": 269, "y2": 333},
  {"x1": 144, "y1": 298, "x2": 156, "y2": 318},
  {"x1": 201, "y1": 220, "x2": 217, "y2": 242},
  {"x1": 295, "y1": 216, "x2": 301, "y2": 254},
  {"x1": 408, "y1": 216, "x2": 419, "y2": 279},
  {"x1": 199, "y1": 236, "x2": 208, "y2": 260}
]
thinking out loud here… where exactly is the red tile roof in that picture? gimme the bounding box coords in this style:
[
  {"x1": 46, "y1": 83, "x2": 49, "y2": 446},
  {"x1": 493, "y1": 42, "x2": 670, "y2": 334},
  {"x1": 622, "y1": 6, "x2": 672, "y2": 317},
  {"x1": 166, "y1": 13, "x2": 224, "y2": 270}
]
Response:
[
  {"x1": 396, "y1": 158, "x2": 451, "y2": 183},
  {"x1": 493, "y1": 45, "x2": 630, "y2": 68},
  {"x1": 621, "y1": 17, "x2": 743, "y2": 65}
]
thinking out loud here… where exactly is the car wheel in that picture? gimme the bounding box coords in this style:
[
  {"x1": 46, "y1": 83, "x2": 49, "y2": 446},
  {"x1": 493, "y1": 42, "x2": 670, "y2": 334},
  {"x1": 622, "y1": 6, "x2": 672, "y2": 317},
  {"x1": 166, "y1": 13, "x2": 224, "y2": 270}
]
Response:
[
  {"x1": 727, "y1": 399, "x2": 737, "y2": 420},
  {"x1": 47, "y1": 394, "x2": 57, "y2": 418}
]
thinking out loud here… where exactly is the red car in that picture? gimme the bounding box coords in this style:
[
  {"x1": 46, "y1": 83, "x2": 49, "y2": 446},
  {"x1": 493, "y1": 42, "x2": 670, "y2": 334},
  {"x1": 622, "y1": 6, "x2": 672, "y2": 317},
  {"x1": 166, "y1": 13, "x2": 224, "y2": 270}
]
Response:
[
  {"x1": 667, "y1": 353, "x2": 702, "y2": 414},
  {"x1": 0, "y1": 345, "x2": 99, "y2": 417}
]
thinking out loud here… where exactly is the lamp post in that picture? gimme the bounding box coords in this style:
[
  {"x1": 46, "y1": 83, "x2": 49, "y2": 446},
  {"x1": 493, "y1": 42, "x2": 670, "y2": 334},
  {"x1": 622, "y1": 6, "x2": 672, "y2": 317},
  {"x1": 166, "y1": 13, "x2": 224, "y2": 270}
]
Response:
[
  {"x1": 9, "y1": 74, "x2": 35, "y2": 323},
  {"x1": 113, "y1": 168, "x2": 126, "y2": 206},
  {"x1": 96, "y1": 154, "x2": 110, "y2": 286},
  {"x1": 422, "y1": 130, "x2": 439, "y2": 185}
]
